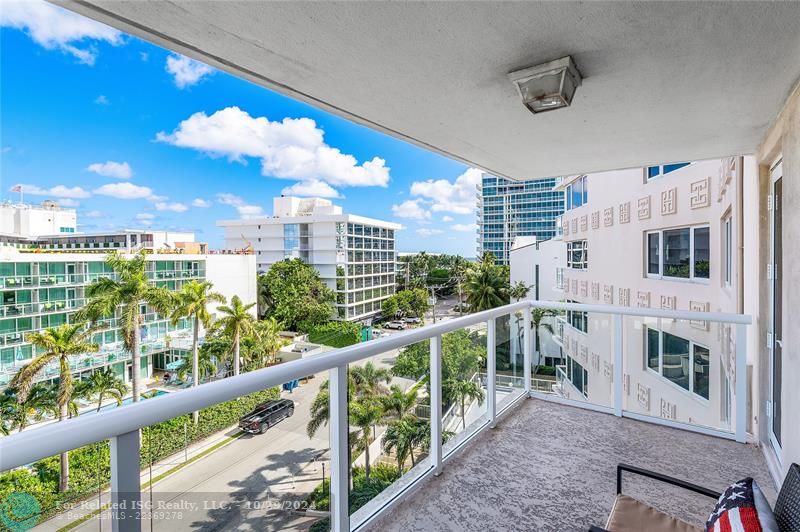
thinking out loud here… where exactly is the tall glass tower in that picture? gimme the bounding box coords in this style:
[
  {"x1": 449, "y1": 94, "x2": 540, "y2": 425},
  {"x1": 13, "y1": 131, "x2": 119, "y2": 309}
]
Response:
[{"x1": 477, "y1": 175, "x2": 564, "y2": 265}]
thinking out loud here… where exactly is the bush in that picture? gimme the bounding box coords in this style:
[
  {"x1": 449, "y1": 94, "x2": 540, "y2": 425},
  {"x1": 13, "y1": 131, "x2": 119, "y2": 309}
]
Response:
[
  {"x1": 308, "y1": 321, "x2": 362, "y2": 348},
  {"x1": 0, "y1": 388, "x2": 280, "y2": 520},
  {"x1": 308, "y1": 464, "x2": 401, "y2": 532}
]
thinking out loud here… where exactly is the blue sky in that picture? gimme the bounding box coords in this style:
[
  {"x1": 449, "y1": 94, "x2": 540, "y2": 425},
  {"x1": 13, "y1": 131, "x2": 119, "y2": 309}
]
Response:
[{"x1": 0, "y1": 1, "x2": 480, "y2": 255}]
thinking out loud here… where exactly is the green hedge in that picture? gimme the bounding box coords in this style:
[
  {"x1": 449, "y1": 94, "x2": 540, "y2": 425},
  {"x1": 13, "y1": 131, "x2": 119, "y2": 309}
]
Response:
[
  {"x1": 308, "y1": 321, "x2": 362, "y2": 348},
  {"x1": 0, "y1": 388, "x2": 279, "y2": 522}
]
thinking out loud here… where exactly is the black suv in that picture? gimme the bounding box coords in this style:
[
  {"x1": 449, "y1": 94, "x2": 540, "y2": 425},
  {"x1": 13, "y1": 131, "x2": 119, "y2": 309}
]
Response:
[{"x1": 239, "y1": 399, "x2": 294, "y2": 434}]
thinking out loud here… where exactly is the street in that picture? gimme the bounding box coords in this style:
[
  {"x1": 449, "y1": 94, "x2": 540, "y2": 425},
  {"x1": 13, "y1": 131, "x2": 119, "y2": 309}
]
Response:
[{"x1": 39, "y1": 339, "x2": 413, "y2": 532}]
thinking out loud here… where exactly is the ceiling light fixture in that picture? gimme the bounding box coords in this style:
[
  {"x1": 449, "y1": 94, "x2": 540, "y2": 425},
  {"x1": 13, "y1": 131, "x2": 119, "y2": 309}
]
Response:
[{"x1": 508, "y1": 56, "x2": 582, "y2": 114}]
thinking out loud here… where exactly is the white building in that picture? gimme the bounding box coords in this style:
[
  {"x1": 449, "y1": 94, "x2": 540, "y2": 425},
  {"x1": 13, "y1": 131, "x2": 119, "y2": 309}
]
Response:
[
  {"x1": 0, "y1": 201, "x2": 77, "y2": 238},
  {"x1": 513, "y1": 157, "x2": 756, "y2": 432},
  {"x1": 509, "y1": 236, "x2": 566, "y2": 367},
  {"x1": 218, "y1": 196, "x2": 400, "y2": 322}
]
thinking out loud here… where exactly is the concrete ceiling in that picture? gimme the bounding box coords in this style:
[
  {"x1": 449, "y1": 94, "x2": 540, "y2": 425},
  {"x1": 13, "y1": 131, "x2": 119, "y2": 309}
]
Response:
[{"x1": 61, "y1": 1, "x2": 800, "y2": 180}]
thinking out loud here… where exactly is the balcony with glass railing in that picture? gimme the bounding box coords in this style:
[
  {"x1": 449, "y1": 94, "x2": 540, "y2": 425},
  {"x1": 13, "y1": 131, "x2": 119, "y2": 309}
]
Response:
[{"x1": 0, "y1": 301, "x2": 764, "y2": 532}]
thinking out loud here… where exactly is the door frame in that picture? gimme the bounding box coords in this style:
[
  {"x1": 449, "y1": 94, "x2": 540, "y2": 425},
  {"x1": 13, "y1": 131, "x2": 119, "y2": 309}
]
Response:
[{"x1": 768, "y1": 156, "x2": 783, "y2": 459}]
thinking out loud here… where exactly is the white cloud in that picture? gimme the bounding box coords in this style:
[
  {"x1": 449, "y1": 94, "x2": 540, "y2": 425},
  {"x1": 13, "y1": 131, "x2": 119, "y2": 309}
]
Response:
[
  {"x1": 217, "y1": 193, "x2": 264, "y2": 218},
  {"x1": 410, "y1": 167, "x2": 482, "y2": 214},
  {"x1": 391, "y1": 199, "x2": 430, "y2": 220},
  {"x1": 94, "y1": 95, "x2": 109, "y2": 105},
  {"x1": 87, "y1": 160, "x2": 133, "y2": 179},
  {"x1": 93, "y1": 182, "x2": 153, "y2": 199},
  {"x1": 416, "y1": 228, "x2": 444, "y2": 237},
  {"x1": 451, "y1": 223, "x2": 478, "y2": 232},
  {"x1": 156, "y1": 106, "x2": 390, "y2": 188},
  {"x1": 57, "y1": 198, "x2": 79, "y2": 207},
  {"x1": 0, "y1": 0, "x2": 123, "y2": 65},
  {"x1": 134, "y1": 212, "x2": 155, "y2": 227},
  {"x1": 281, "y1": 180, "x2": 340, "y2": 198},
  {"x1": 84, "y1": 210, "x2": 103, "y2": 218},
  {"x1": 154, "y1": 201, "x2": 188, "y2": 213},
  {"x1": 191, "y1": 198, "x2": 212, "y2": 208},
  {"x1": 13, "y1": 183, "x2": 91, "y2": 198},
  {"x1": 442, "y1": 215, "x2": 454, "y2": 222},
  {"x1": 165, "y1": 54, "x2": 214, "y2": 89},
  {"x1": 139, "y1": 51, "x2": 149, "y2": 62}
]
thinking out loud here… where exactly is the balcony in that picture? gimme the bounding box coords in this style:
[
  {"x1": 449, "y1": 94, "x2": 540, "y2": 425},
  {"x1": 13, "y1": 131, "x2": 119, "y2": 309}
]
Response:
[{"x1": 367, "y1": 398, "x2": 775, "y2": 531}]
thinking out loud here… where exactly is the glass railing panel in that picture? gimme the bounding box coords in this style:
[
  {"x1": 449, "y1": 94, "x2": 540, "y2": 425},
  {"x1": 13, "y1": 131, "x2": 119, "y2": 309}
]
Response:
[
  {"x1": 493, "y1": 312, "x2": 527, "y2": 407},
  {"x1": 621, "y1": 313, "x2": 736, "y2": 434},
  {"x1": 545, "y1": 308, "x2": 615, "y2": 411}
]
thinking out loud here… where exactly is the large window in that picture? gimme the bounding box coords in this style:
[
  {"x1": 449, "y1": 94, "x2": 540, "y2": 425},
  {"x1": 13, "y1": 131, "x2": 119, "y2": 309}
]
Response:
[
  {"x1": 645, "y1": 327, "x2": 709, "y2": 400},
  {"x1": 646, "y1": 162, "x2": 690, "y2": 180},
  {"x1": 567, "y1": 240, "x2": 587, "y2": 270},
  {"x1": 566, "y1": 299, "x2": 587, "y2": 333},
  {"x1": 646, "y1": 226, "x2": 709, "y2": 280},
  {"x1": 566, "y1": 175, "x2": 588, "y2": 211},
  {"x1": 555, "y1": 267, "x2": 565, "y2": 290}
]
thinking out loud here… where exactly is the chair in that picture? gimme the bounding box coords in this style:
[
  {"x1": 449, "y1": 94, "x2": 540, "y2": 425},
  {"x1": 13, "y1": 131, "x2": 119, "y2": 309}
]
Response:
[{"x1": 592, "y1": 462, "x2": 800, "y2": 532}]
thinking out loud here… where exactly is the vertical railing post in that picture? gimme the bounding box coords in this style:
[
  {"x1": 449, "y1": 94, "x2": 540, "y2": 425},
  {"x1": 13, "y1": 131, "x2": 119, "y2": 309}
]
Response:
[
  {"x1": 430, "y1": 335, "x2": 443, "y2": 475},
  {"x1": 110, "y1": 430, "x2": 141, "y2": 532},
  {"x1": 523, "y1": 307, "x2": 532, "y2": 395},
  {"x1": 329, "y1": 365, "x2": 350, "y2": 532},
  {"x1": 735, "y1": 323, "x2": 747, "y2": 443},
  {"x1": 487, "y1": 317, "x2": 497, "y2": 428},
  {"x1": 613, "y1": 314, "x2": 623, "y2": 417}
]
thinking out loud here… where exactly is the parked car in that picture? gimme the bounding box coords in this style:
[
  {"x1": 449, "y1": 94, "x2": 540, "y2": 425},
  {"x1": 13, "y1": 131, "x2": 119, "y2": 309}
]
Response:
[
  {"x1": 402, "y1": 317, "x2": 422, "y2": 325},
  {"x1": 239, "y1": 399, "x2": 294, "y2": 434},
  {"x1": 384, "y1": 321, "x2": 407, "y2": 330}
]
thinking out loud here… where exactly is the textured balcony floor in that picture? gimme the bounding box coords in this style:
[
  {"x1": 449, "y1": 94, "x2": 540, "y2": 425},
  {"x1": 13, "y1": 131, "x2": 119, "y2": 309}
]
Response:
[{"x1": 369, "y1": 398, "x2": 776, "y2": 532}]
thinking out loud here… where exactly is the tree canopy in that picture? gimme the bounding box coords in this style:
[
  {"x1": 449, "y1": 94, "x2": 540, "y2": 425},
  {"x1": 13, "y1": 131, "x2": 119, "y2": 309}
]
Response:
[
  {"x1": 258, "y1": 259, "x2": 335, "y2": 332},
  {"x1": 380, "y1": 288, "x2": 430, "y2": 319}
]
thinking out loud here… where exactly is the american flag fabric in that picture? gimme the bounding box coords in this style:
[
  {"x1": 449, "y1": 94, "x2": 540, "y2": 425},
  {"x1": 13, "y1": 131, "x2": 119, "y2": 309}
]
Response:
[{"x1": 706, "y1": 478, "x2": 762, "y2": 532}]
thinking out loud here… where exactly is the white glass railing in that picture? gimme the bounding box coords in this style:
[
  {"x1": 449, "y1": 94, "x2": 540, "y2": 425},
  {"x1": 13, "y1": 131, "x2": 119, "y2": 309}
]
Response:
[{"x1": 0, "y1": 300, "x2": 750, "y2": 532}]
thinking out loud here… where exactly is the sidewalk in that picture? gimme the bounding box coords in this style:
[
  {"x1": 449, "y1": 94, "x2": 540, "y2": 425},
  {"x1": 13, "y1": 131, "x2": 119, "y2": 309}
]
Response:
[{"x1": 34, "y1": 421, "x2": 243, "y2": 531}]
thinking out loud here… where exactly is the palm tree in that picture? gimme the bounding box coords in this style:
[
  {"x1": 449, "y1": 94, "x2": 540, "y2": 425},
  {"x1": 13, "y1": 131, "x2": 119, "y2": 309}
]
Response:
[
  {"x1": 10, "y1": 324, "x2": 98, "y2": 492},
  {"x1": 171, "y1": 280, "x2": 225, "y2": 388},
  {"x1": 0, "y1": 391, "x2": 14, "y2": 435},
  {"x1": 214, "y1": 295, "x2": 256, "y2": 376},
  {"x1": 509, "y1": 280, "x2": 532, "y2": 301},
  {"x1": 531, "y1": 308, "x2": 557, "y2": 371},
  {"x1": 250, "y1": 317, "x2": 283, "y2": 368},
  {"x1": 350, "y1": 362, "x2": 392, "y2": 399},
  {"x1": 445, "y1": 378, "x2": 485, "y2": 430},
  {"x1": 176, "y1": 347, "x2": 218, "y2": 383},
  {"x1": 379, "y1": 384, "x2": 419, "y2": 422},
  {"x1": 451, "y1": 256, "x2": 469, "y2": 315},
  {"x1": 256, "y1": 274, "x2": 272, "y2": 319},
  {"x1": 2, "y1": 384, "x2": 52, "y2": 433},
  {"x1": 465, "y1": 253, "x2": 509, "y2": 312},
  {"x1": 382, "y1": 417, "x2": 416, "y2": 472},
  {"x1": 83, "y1": 368, "x2": 128, "y2": 412},
  {"x1": 349, "y1": 399, "x2": 383, "y2": 480},
  {"x1": 79, "y1": 250, "x2": 174, "y2": 403}
]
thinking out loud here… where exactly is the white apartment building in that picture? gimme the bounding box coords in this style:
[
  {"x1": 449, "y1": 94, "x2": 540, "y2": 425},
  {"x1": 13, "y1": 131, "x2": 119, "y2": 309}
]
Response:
[
  {"x1": 516, "y1": 157, "x2": 758, "y2": 433},
  {"x1": 0, "y1": 200, "x2": 77, "y2": 237},
  {"x1": 218, "y1": 196, "x2": 400, "y2": 323}
]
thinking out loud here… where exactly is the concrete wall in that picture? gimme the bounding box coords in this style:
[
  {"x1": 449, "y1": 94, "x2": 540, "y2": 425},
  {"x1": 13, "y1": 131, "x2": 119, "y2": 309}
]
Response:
[
  {"x1": 205, "y1": 253, "x2": 258, "y2": 320},
  {"x1": 756, "y1": 83, "x2": 800, "y2": 482}
]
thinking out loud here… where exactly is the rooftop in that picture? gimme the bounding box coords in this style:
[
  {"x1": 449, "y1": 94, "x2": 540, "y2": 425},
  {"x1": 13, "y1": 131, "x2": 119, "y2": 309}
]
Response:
[{"x1": 369, "y1": 399, "x2": 775, "y2": 532}]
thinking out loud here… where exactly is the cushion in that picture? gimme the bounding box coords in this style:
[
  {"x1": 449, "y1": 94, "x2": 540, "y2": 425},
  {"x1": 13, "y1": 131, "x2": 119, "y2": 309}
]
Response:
[
  {"x1": 606, "y1": 494, "x2": 702, "y2": 532},
  {"x1": 706, "y1": 478, "x2": 780, "y2": 532}
]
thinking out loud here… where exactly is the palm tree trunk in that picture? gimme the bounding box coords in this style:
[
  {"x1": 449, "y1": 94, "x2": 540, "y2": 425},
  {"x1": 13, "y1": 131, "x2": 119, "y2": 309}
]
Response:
[
  {"x1": 364, "y1": 435, "x2": 371, "y2": 480},
  {"x1": 59, "y1": 403, "x2": 69, "y2": 492},
  {"x1": 233, "y1": 331, "x2": 240, "y2": 376},
  {"x1": 97, "y1": 394, "x2": 103, "y2": 412},
  {"x1": 131, "y1": 320, "x2": 141, "y2": 403},
  {"x1": 409, "y1": 448, "x2": 416, "y2": 467},
  {"x1": 192, "y1": 315, "x2": 200, "y2": 424},
  {"x1": 461, "y1": 397, "x2": 466, "y2": 430}
]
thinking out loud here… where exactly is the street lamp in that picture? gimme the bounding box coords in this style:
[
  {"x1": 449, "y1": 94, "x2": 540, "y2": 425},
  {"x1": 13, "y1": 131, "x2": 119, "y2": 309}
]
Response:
[{"x1": 508, "y1": 56, "x2": 582, "y2": 114}]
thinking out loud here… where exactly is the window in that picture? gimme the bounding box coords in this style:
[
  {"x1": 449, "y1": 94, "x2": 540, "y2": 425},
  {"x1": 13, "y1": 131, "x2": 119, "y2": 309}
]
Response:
[
  {"x1": 555, "y1": 267, "x2": 565, "y2": 290},
  {"x1": 646, "y1": 226, "x2": 709, "y2": 280},
  {"x1": 646, "y1": 162, "x2": 690, "y2": 180},
  {"x1": 723, "y1": 215, "x2": 732, "y2": 286},
  {"x1": 645, "y1": 327, "x2": 709, "y2": 400},
  {"x1": 566, "y1": 299, "x2": 587, "y2": 333},
  {"x1": 566, "y1": 240, "x2": 587, "y2": 270},
  {"x1": 565, "y1": 175, "x2": 588, "y2": 211},
  {"x1": 567, "y1": 356, "x2": 588, "y2": 396}
]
